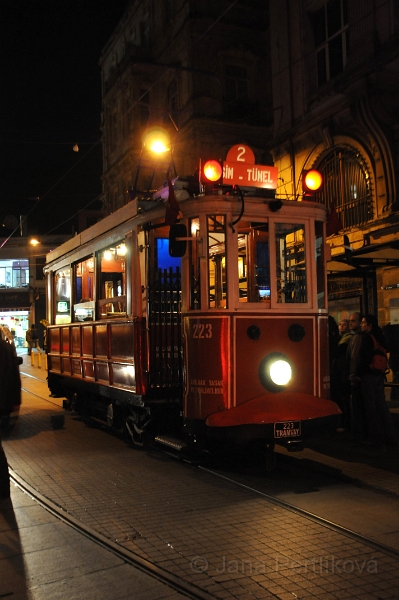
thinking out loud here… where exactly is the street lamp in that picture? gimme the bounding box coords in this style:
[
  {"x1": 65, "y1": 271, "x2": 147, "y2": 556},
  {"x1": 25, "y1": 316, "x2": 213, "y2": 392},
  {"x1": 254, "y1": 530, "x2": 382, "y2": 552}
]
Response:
[
  {"x1": 131, "y1": 126, "x2": 176, "y2": 200},
  {"x1": 143, "y1": 127, "x2": 170, "y2": 154}
]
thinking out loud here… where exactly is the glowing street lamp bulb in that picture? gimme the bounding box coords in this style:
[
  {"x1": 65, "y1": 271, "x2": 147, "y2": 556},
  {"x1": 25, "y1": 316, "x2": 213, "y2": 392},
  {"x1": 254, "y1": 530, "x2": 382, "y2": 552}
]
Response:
[
  {"x1": 150, "y1": 140, "x2": 168, "y2": 153},
  {"x1": 143, "y1": 128, "x2": 170, "y2": 154}
]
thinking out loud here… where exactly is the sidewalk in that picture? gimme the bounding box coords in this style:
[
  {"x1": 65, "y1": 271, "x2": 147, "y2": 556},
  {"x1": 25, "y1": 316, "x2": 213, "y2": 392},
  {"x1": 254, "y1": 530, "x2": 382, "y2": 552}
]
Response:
[
  {"x1": 1, "y1": 486, "x2": 187, "y2": 600},
  {"x1": 3, "y1": 353, "x2": 189, "y2": 599}
]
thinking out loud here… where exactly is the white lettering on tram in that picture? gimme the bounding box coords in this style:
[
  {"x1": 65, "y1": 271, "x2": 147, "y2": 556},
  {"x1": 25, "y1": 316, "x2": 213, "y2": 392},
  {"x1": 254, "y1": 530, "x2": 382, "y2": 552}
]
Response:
[
  {"x1": 223, "y1": 165, "x2": 234, "y2": 179},
  {"x1": 246, "y1": 167, "x2": 272, "y2": 183},
  {"x1": 191, "y1": 387, "x2": 223, "y2": 395},
  {"x1": 275, "y1": 428, "x2": 300, "y2": 437}
]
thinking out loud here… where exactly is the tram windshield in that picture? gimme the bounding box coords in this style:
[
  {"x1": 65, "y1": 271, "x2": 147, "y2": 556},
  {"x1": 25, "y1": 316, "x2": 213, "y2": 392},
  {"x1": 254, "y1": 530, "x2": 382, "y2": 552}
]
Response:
[
  {"x1": 208, "y1": 215, "x2": 227, "y2": 308},
  {"x1": 237, "y1": 222, "x2": 270, "y2": 303},
  {"x1": 275, "y1": 223, "x2": 307, "y2": 303}
]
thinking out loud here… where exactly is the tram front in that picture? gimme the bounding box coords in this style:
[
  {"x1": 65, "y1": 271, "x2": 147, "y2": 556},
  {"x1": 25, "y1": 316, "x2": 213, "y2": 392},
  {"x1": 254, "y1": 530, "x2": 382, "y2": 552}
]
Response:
[{"x1": 179, "y1": 194, "x2": 341, "y2": 452}]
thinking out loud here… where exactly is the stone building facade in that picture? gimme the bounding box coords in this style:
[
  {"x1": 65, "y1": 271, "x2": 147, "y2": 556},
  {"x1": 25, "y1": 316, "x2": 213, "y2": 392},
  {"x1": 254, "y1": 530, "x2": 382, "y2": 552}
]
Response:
[
  {"x1": 99, "y1": 0, "x2": 272, "y2": 211},
  {"x1": 100, "y1": 0, "x2": 399, "y2": 327},
  {"x1": 269, "y1": 0, "x2": 399, "y2": 326}
]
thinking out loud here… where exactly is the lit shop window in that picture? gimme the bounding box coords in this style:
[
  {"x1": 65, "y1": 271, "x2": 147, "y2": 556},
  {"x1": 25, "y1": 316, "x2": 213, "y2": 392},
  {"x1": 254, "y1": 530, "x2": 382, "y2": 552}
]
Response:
[{"x1": 0, "y1": 259, "x2": 29, "y2": 289}]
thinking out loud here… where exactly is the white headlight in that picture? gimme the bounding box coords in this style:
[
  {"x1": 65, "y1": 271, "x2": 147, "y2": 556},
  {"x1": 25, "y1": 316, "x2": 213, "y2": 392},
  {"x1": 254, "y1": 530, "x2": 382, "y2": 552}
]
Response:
[{"x1": 270, "y1": 360, "x2": 292, "y2": 386}]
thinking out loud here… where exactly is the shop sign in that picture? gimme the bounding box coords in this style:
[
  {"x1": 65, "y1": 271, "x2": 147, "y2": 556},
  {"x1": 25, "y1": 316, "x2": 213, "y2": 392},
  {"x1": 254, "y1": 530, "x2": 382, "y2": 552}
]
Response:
[{"x1": 0, "y1": 290, "x2": 31, "y2": 308}]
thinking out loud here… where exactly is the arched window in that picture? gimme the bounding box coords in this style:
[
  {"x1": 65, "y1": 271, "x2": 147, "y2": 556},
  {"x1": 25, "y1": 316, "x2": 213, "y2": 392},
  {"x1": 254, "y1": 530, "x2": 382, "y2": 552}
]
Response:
[{"x1": 317, "y1": 146, "x2": 373, "y2": 229}]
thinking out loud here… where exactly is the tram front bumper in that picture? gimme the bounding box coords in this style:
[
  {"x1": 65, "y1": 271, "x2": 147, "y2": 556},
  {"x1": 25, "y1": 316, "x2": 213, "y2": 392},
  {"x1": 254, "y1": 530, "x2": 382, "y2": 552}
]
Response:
[{"x1": 205, "y1": 392, "x2": 341, "y2": 428}]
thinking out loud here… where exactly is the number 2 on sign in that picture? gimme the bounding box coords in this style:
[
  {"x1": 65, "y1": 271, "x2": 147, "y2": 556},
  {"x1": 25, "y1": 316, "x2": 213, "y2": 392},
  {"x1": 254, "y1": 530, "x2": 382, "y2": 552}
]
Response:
[{"x1": 193, "y1": 323, "x2": 213, "y2": 338}]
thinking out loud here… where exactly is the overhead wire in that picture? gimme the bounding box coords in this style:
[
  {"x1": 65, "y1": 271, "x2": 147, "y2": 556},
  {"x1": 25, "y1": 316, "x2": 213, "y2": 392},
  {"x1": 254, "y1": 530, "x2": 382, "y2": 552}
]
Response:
[{"x1": 1, "y1": 0, "x2": 243, "y2": 245}]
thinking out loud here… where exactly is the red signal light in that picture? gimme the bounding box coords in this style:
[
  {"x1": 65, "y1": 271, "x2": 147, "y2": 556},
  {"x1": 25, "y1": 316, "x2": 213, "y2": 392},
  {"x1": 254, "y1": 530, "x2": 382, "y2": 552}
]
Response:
[
  {"x1": 302, "y1": 169, "x2": 323, "y2": 196},
  {"x1": 201, "y1": 159, "x2": 223, "y2": 183}
]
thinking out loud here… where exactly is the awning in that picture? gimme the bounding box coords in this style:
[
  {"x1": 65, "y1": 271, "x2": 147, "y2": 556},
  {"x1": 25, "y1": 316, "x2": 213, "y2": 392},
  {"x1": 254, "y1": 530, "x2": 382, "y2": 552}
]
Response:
[{"x1": 327, "y1": 240, "x2": 399, "y2": 274}]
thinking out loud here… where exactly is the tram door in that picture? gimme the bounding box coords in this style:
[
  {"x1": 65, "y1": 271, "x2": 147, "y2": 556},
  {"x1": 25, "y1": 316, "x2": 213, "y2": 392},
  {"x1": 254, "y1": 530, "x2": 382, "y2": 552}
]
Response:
[{"x1": 147, "y1": 235, "x2": 183, "y2": 402}]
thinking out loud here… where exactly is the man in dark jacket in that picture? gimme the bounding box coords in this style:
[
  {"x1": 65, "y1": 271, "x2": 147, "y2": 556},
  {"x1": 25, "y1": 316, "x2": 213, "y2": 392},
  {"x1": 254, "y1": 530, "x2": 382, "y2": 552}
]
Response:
[
  {"x1": 358, "y1": 315, "x2": 397, "y2": 448},
  {"x1": 0, "y1": 338, "x2": 21, "y2": 502}
]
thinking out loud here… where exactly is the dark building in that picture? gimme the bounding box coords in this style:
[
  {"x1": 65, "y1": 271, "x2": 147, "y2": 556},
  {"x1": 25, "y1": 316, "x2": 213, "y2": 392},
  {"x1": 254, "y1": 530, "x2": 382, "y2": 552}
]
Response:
[
  {"x1": 99, "y1": 0, "x2": 273, "y2": 211},
  {"x1": 268, "y1": 0, "x2": 399, "y2": 326}
]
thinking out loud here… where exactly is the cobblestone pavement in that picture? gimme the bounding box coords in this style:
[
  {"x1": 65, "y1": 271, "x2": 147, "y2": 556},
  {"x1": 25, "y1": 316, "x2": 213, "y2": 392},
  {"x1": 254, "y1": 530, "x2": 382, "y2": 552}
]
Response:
[{"x1": 3, "y1": 358, "x2": 399, "y2": 599}]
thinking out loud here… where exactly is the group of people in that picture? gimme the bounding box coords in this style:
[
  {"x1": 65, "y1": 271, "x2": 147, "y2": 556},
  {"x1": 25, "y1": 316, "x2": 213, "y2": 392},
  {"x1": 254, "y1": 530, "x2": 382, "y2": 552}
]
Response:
[{"x1": 330, "y1": 312, "x2": 397, "y2": 448}]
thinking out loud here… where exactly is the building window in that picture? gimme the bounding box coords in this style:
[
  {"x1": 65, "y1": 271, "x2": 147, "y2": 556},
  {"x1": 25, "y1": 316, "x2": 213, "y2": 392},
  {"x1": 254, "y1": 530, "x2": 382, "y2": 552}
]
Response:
[
  {"x1": 163, "y1": 0, "x2": 173, "y2": 25},
  {"x1": 109, "y1": 107, "x2": 118, "y2": 152},
  {"x1": 0, "y1": 260, "x2": 29, "y2": 289},
  {"x1": 167, "y1": 80, "x2": 178, "y2": 128},
  {"x1": 140, "y1": 89, "x2": 150, "y2": 126},
  {"x1": 317, "y1": 146, "x2": 373, "y2": 229},
  {"x1": 225, "y1": 65, "x2": 248, "y2": 101},
  {"x1": 224, "y1": 64, "x2": 256, "y2": 121},
  {"x1": 313, "y1": 0, "x2": 349, "y2": 85}
]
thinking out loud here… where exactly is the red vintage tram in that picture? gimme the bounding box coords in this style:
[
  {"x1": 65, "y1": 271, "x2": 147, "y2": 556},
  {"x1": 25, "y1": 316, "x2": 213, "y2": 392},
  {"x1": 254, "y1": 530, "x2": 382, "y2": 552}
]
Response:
[{"x1": 44, "y1": 172, "x2": 340, "y2": 460}]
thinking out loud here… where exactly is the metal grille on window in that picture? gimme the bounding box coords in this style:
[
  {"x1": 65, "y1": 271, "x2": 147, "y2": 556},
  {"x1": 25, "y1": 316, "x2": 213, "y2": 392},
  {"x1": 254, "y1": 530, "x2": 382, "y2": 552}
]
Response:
[{"x1": 316, "y1": 146, "x2": 373, "y2": 229}]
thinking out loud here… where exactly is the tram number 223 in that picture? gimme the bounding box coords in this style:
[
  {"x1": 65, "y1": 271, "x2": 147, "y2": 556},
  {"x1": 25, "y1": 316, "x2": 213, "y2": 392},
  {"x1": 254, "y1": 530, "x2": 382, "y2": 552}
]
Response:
[{"x1": 192, "y1": 323, "x2": 213, "y2": 339}]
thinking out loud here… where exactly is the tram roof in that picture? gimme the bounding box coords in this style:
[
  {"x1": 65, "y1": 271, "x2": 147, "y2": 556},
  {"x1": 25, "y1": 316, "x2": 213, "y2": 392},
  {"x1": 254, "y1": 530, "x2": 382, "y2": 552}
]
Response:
[{"x1": 44, "y1": 187, "x2": 327, "y2": 270}]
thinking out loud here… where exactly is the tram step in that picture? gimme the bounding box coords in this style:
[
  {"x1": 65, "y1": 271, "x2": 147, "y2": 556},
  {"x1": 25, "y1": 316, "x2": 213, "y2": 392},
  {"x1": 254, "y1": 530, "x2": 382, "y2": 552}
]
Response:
[{"x1": 155, "y1": 435, "x2": 186, "y2": 451}]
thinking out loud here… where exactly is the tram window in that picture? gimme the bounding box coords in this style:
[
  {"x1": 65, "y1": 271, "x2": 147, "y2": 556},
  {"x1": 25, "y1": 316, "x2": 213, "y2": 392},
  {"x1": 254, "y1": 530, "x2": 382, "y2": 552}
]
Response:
[
  {"x1": 275, "y1": 223, "x2": 307, "y2": 304},
  {"x1": 99, "y1": 242, "x2": 126, "y2": 317},
  {"x1": 55, "y1": 268, "x2": 71, "y2": 324},
  {"x1": 156, "y1": 238, "x2": 181, "y2": 271},
  {"x1": 74, "y1": 256, "x2": 95, "y2": 321},
  {"x1": 189, "y1": 218, "x2": 200, "y2": 310},
  {"x1": 237, "y1": 223, "x2": 270, "y2": 303},
  {"x1": 315, "y1": 221, "x2": 325, "y2": 308},
  {"x1": 75, "y1": 257, "x2": 94, "y2": 303},
  {"x1": 208, "y1": 215, "x2": 227, "y2": 308}
]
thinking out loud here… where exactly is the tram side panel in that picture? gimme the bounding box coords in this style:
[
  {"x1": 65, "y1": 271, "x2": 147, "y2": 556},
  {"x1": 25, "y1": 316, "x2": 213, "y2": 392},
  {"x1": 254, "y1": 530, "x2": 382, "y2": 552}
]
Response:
[{"x1": 47, "y1": 319, "x2": 147, "y2": 402}]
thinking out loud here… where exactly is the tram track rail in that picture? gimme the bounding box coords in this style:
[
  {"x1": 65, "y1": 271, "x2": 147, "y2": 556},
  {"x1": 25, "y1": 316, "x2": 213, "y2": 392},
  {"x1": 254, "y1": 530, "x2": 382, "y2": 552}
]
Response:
[
  {"x1": 198, "y1": 466, "x2": 399, "y2": 561},
  {"x1": 9, "y1": 468, "x2": 214, "y2": 600},
  {"x1": 17, "y1": 373, "x2": 399, "y2": 569}
]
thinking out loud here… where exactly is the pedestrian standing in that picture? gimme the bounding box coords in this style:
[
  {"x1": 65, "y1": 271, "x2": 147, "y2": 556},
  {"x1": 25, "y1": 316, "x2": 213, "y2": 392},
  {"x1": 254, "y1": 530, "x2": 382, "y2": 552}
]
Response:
[
  {"x1": 26, "y1": 323, "x2": 39, "y2": 355},
  {"x1": 331, "y1": 318, "x2": 352, "y2": 431},
  {"x1": 0, "y1": 338, "x2": 21, "y2": 504},
  {"x1": 358, "y1": 315, "x2": 397, "y2": 448},
  {"x1": 346, "y1": 312, "x2": 365, "y2": 440},
  {"x1": 328, "y1": 316, "x2": 340, "y2": 407},
  {"x1": 382, "y1": 323, "x2": 399, "y2": 400}
]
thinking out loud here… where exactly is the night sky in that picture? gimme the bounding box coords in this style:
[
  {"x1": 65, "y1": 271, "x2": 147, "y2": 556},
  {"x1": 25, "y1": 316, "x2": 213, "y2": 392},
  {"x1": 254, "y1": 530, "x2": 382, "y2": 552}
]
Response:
[{"x1": 0, "y1": 0, "x2": 129, "y2": 237}]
